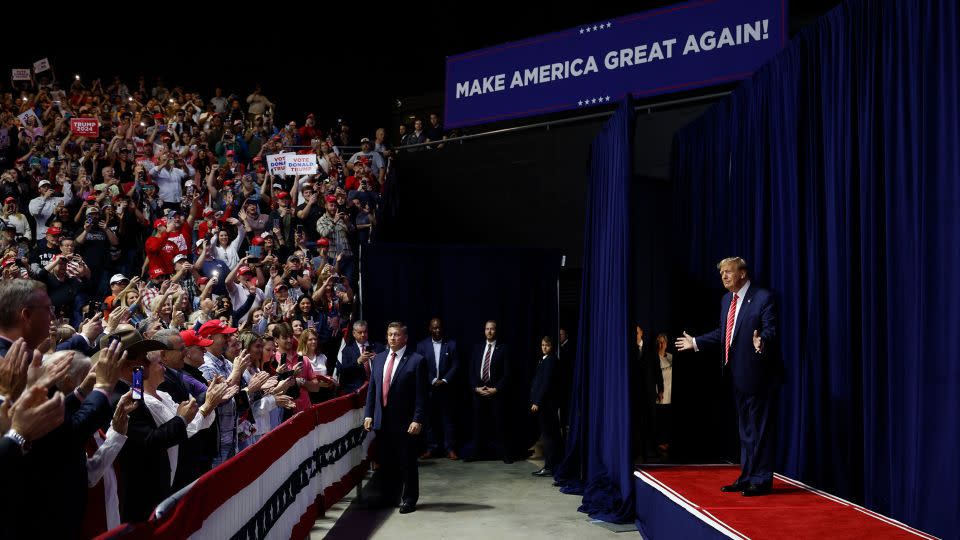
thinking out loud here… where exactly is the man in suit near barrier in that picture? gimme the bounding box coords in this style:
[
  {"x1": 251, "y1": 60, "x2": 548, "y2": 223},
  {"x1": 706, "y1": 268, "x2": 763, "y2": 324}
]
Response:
[
  {"x1": 675, "y1": 257, "x2": 781, "y2": 496},
  {"x1": 415, "y1": 317, "x2": 460, "y2": 459},
  {"x1": 466, "y1": 320, "x2": 512, "y2": 463},
  {"x1": 364, "y1": 322, "x2": 428, "y2": 514},
  {"x1": 339, "y1": 320, "x2": 385, "y2": 393}
]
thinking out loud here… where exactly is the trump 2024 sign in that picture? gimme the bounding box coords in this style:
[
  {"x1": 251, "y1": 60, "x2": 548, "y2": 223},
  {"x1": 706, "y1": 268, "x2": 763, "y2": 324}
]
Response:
[{"x1": 444, "y1": 0, "x2": 786, "y2": 128}]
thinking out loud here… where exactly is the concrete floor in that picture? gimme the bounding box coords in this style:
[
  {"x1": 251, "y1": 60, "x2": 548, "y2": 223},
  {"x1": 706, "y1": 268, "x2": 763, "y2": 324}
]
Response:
[{"x1": 310, "y1": 457, "x2": 627, "y2": 540}]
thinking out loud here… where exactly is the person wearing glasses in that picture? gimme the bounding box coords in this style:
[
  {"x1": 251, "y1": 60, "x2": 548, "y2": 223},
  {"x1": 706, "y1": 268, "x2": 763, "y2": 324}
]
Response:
[{"x1": 0, "y1": 279, "x2": 54, "y2": 357}]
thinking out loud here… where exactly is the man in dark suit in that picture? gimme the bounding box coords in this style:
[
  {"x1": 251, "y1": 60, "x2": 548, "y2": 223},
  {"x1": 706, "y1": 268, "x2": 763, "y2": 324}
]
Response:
[
  {"x1": 530, "y1": 336, "x2": 563, "y2": 477},
  {"x1": 632, "y1": 325, "x2": 663, "y2": 460},
  {"x1": 0, "y1": 279, "x2": 56, "y2": 358},
  {"x1": 339, "y1": 320, "x2": 385, "y2": 393},
  {"x1": 364, "y1": 322, "x2": 428, "y2": 514},
  {"x1": 676, "y1": 257, "x2": 780, "y2": 496},
  {"x1": 466, "y1": 320, "x2": 512, "y2": 463},
  {"x1": 415, "y1": 317, "x2": 460, "y2": 459}
]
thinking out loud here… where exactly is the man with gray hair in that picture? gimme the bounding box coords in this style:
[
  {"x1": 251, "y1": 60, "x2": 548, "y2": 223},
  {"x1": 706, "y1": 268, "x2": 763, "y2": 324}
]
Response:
[
  {"x1": 0, "y1": 280, "x2": 53, "y2": 357},
  {"x1": 338, "y1": 320, "x2": 385, "y2": 394},
  {"x1": 675, "y1": 256, "x2": 781, "y2": 497}
]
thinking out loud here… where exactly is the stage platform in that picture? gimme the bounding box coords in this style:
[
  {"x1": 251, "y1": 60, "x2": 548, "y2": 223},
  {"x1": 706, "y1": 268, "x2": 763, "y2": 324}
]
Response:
[{"x1": 634, "y1": 465, "x2": 936, "y2": 540}]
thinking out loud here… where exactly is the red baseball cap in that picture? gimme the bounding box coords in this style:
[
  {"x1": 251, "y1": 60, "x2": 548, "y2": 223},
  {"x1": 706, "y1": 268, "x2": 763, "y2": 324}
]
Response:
[
  {"x1": 317, "y1": 238, "x2": 330, "y2": 247},
  {"x1": 149, "y1": 266, "x2": 167, "y2": 279},
  {"x1": 203, "y1": 208, "x2": 215, "y2": 217},
  {"x1": 180, "y1": 329, "x2": 214, "y2": 347},
  {"x1": 46, "y1": 227, "x2": 62, "y2": 236},
  {"x1": 226, "y1": 150, "x2": 235, "y2": 157},
  {"x1": 276, "y1": 191, "x2": 290, "y2": 200},
  {"x1": 238, "y1": 266, "x2": 254, "y2": 276},
  {"x1": 3, "y1": 197, "x2": 15, "y2": 204},
  {"x1": 250, "y1": 236, "x2": 264, "y2": 246},
  {"x1": 153, "y1": 113, "x2": 164, "y2": 120},
  {"x1": 153, "y1": 218, "x2": 167, "y2": 229},
  {"x1": 198, "y1": 319, "x2": 237, "y2": 337},
  {"x1": 324, "y1": 195, "x2": 337, "y2": 203}
]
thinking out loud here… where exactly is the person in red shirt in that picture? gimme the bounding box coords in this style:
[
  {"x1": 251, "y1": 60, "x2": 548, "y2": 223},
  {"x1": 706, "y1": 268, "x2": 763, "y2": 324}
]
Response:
[{"x1": 145, "y1": 218, "x2": 179, "y2": 280}]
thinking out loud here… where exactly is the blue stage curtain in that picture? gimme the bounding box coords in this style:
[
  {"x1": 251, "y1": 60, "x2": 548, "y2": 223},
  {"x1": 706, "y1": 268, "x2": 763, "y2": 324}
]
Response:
[
  {"x1": 555, "y1": 99, "x2": 636, "y2": 523},
  {"x1": 671, "y1": 0, "x2": 959, "y2": 537}
]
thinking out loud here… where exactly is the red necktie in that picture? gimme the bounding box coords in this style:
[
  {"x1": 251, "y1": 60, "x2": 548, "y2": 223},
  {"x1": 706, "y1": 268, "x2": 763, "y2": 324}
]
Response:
[
  {"x1": 382, "y1": 351, "x2": 397, "y2": 406},
  {"x1": 481, "y1": 344, "x2": 492, "y2": 383},
  {"x1": 724, "y1": 293, "x2": 739, "y2": 365}
]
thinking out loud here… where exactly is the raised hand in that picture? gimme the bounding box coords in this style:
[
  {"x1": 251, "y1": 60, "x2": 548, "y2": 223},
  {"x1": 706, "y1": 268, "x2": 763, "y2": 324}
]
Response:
[
  {"x1": 111, "y1": 390, "x2": 140, "y2": 435},
  {"x1": 0, "y1": 338, "x2": 31, "y2": 401},
  {"x1": 176, "y1": 397, "x2": 199, "y2": 423},
  {"x1": 275, "y1": 394, "x2": 296, "y2": 410},
  {"x1": 674, "y1": 331, "x2": 695, "y2": 352},
  {"x1": 753, "y1": 330, "x2": 763, "y2": 353},
  {"x1": 7, "y1": 386, "x2": 65, "y2": 443}
]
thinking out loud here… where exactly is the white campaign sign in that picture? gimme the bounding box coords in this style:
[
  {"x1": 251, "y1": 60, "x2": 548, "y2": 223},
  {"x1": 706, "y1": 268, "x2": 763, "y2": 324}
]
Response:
[
  {"x1": 266, "y1": 153, "x2": 288, "y2": 175},
  {"x1": 11, "y1": 69, "x2": 31, "y2": 81},
  {"x1": 33, "y1": 58, "x2": 51, "y2": 73},
  {"x1": 285, "y1": 153, "x2": 318, "y2": 175}
]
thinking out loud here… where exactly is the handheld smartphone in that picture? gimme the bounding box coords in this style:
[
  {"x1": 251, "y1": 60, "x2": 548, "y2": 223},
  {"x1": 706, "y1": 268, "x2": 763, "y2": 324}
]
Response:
[
  {"x1": 273, "y1": 218, "x2": 280, "y2": 230},
  {"x1": 247, "y1": 245, "x2": 262, "y2": 263},
  {"x1": 295, "y1": 224, "x2": 304, "y2": 235},
  {"x1": 131, "y1": 367, "x2": 144, "y2": 400},
  {"x1": 86, "y1": 215, "x2": 94, "y2": 226}
]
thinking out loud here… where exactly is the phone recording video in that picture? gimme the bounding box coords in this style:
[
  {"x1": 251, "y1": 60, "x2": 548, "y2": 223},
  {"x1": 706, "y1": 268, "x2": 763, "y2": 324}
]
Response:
[{"x1": 132, "y1": 367, "x2": 144, "y2": 400}]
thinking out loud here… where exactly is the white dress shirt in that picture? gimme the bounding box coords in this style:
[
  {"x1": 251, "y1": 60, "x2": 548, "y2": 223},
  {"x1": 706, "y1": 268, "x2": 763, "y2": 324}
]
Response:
[
  {"x1": 143, "y1": 390, "x2": 216, "y2": 485},
  {"x1": 480, "y1": 341, "x2": 496, "y2": 380},
  {"x1": 384, "y1": 346, "x2": 406, "y2": 389},
  {"x1": 693, "y1": 280, "x2": 751, "y2": 351},
  {"x1": 432, "y1": 340, "x2": 443, "y2": 383}
]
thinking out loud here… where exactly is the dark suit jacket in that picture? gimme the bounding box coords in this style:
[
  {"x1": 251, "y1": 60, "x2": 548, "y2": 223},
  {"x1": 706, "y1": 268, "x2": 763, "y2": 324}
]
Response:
[
  {"x1": 469, "y1": 342, "x2": 509, "y2": 392},
  {"x1": 22, "y1": 389, "x2": 112, "y2": 537},
  {"x1": 364, "y1": 348, "x2": 428, "y2": 433},
  {"x1": 695, "y1": 285, "x2": 781, "y2": 394},
  {"x1": 56, "y1": 333, "x2": 99, "y2": 356},
  {"x1": 530, "y1": 354, "x2": 560, "y2": 407},
  {"x1": 118, "y1": 401, "x2": 189, "y2": 522},
  {"x1": 340, "y1": 340, "x2": 386, "y2": 393},
  {"x1": 415, "y1": 337, "x2": 459, "y2": 383}
]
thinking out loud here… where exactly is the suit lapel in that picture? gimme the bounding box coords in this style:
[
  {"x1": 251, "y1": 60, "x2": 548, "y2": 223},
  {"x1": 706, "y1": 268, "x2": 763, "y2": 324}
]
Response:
[
  {"x1": 732, "y1": 287, "x2": 757, "y2": 341},
  {"x1": 394, "y1": 351, "x2": 411, "y2": 380}
]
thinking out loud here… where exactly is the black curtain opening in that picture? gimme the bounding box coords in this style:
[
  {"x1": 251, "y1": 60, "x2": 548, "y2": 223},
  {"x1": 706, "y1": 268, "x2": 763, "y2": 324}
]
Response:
[{"x1": 359, "y1": 243, "x2": 561, "y2": 454}]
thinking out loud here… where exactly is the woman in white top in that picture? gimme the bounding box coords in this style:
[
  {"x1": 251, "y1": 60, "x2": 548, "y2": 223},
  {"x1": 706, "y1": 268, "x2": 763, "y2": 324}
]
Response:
[
  {"x1": 297, "y1": 328, "x2": 335, "y2": 403},
  {"x1": 655, "y1": 333, "x2": 674, "y2": 458},
  {"x1": 237, "y1": 334, "x2": 295, "y2": 449},
  {"x1": 211, "y1": 217, "x2": 245, "y2": 268}
]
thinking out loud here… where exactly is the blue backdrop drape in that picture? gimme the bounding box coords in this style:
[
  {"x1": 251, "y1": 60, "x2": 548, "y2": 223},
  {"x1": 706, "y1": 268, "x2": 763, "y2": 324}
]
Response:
[
  {"x1": 555, "y1": 99, "x2": 635, "y2": 523},
  {"x1": 671, "y1": 0, "x2": 959, "y2": 537}
]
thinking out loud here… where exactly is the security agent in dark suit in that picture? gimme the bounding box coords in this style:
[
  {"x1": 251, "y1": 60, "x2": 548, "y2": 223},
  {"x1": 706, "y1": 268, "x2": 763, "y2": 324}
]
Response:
[
  {"x1": 676, "y1": 257, "x2": 782, "y2": 496},
  {"x1": 415, "y1": 318, "x2": 460, "y2": 459},
  {"x1": 530, "y1": 336, "x2": 564, "y2": 477},
  {"x1": 339, "y1": 320, "x2": 385, "y2": 394},
  {"x1": 364, "y1": 322, "x2": 428, "y2": 514},
  {"x1": 466, "y1": 320, "x2": 512, "y2": 462}
]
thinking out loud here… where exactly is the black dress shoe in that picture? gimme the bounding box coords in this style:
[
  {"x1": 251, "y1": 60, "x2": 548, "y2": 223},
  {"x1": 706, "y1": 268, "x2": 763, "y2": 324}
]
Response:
[
  {"x1": 398, "y1": 503, "x2": 416, "y2": 514},
  {"x1": 720, "y1": 481, "x2": 748, "y2": 493},
  {"x1": 741, "y1": 484, "x2": 772, "y2": 497},
  {"x1": 532, "y1": 468, "x2": 553, "y2": 477}
]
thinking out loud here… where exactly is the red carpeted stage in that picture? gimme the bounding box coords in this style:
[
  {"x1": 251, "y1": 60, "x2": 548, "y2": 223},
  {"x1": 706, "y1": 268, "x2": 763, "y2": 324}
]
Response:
[{"x1": 634, "y1": 465, "x2": 937, "y2": 540}]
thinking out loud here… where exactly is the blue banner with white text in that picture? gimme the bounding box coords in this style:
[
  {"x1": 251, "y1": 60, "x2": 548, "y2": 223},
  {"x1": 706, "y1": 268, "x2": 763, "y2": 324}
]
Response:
[{"x1": 444, "y1": 0, "x2": 786, "y2": 128}]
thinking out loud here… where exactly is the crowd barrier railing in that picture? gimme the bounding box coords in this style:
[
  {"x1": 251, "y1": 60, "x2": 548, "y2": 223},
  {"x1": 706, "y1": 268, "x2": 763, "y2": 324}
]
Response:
[{"x1": 95, "y1": 385, "x2": 373, "y2": 539}]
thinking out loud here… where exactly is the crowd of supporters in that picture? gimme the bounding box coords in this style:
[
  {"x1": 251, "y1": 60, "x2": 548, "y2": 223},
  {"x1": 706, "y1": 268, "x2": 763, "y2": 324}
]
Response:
[{"x1": 0, "y1": 71, "x2": 448, "y2": 537}]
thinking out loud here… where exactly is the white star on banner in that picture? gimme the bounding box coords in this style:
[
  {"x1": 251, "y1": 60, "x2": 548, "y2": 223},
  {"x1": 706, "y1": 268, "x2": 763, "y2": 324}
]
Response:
[
  {"x1": 585, "y1": 27, "x2": 591, "y2": 33},
  {"x1": 592, "y1": 25, "x2": 598, "y2": 31},
  {"x1": 591, "y1": 98, "x2": 597, "y2": 104},
  {"x1": 607, "y1": 22, "x2": 612, "y2": 28},
  {"x1": 579, "y1": 28, "x2": 584, "y2": 34},
  {"x1": 578, "y1": 100, "x2": 584, "y2": 106},
  {"x1": 605, "y1": 96, "x2": 611, "y2": 102}
]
